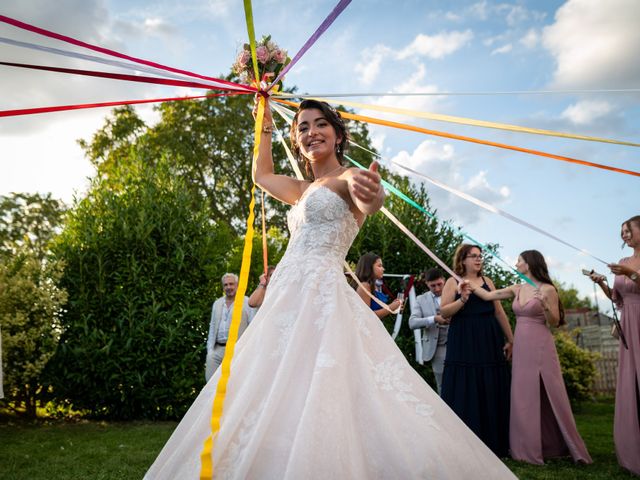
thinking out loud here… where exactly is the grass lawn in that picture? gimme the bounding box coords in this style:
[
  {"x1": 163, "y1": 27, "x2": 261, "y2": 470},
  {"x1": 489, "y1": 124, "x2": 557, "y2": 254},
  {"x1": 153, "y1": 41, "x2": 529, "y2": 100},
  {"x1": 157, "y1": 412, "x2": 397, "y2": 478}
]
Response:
[{"x1": 0, "y1": 396, "x2": 636, "y2": 479}]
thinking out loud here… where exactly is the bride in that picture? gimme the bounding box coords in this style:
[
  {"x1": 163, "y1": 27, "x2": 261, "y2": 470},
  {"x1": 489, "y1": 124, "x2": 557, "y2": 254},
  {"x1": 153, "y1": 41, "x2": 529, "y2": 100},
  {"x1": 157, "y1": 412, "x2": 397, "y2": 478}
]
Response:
[{"x1": 145, "y1": 98, "x2": 516, "y2": 479}]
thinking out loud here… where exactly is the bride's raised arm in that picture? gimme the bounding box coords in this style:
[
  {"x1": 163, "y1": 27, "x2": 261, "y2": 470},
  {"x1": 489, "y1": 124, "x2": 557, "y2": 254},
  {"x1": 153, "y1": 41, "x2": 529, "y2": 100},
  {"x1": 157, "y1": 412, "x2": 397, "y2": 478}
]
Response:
[{"x1": 253, "y1": 97, "x2": 307, "y2": 205}]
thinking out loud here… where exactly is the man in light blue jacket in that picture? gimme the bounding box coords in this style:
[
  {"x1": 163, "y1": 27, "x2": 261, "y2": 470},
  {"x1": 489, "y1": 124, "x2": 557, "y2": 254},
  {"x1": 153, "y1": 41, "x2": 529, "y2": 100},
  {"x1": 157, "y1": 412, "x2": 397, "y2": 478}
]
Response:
[{"x1": 409, "y1": 268, "x2": 449, "y2": 394}]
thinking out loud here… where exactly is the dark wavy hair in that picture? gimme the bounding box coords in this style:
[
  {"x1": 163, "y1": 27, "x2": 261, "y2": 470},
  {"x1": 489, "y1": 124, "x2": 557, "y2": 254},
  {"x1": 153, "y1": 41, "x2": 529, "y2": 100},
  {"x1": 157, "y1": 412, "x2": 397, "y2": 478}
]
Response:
[
  {"x1": 519, "y1": 249, "x2": 566, "y2": 326},
  {"x1": 355, "y1": 252, "x2": 381, "y2": 292},
  {"x1": 290, "y1": 99, "x2": 349, "y2": 180},
  {"x1": 453, "y1": 244, "x2": 483, "y2": 278}
]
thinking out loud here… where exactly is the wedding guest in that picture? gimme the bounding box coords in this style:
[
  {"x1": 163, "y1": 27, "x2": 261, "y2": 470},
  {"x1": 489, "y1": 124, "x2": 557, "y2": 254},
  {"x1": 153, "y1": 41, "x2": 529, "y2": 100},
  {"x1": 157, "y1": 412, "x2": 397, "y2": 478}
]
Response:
[
  {"x1": 355, "y1": 252, "x2": 402, "y2": 318},
  {"x1": 469, "y1": 250, "x2": 592, "y2": 464},
  {"x1": 248, "y1": 265, "x2": 276, "y2": 309},
  {"x1": 440, "y1": 244, "x2": 513, "y2": 457},
  {"x1": 589, "y1": 215, "x2": 640, "y2": 475},
  {"x1": 205, "y1": 273, "x2": 253, "y2": 381},
  {"x1": 409, "y1": 268, "x2": 449, "y2": 394}
]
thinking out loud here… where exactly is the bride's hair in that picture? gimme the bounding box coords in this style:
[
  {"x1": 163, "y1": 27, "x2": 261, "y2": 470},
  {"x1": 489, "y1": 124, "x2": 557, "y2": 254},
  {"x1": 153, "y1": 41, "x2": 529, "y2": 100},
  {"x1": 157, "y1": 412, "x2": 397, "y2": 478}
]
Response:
[{"x1": 290, "y1": 100, "x2": 349, "y2": 180}]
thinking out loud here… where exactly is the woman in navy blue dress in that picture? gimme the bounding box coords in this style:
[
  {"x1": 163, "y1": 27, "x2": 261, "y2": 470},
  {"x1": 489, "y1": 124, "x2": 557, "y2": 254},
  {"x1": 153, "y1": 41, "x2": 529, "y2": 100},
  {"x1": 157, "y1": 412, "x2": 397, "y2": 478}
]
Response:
[
  {"x1": 355, "y1": 252, "x2": 402, "y2": 319},
  {"x1": 440, "y1": 244, "x2": 514, "y2": 457}
]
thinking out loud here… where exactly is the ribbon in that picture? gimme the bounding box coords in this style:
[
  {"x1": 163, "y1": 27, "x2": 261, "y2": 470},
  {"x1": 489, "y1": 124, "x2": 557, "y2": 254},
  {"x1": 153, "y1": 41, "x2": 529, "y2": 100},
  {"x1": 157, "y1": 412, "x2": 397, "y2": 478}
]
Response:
[
  {"x1": 0, "y1": 36, "x2": 234, "y2": 88},
  {"x1": 0, "y1": 14, "x2": 254, "y2": 91},
  {"x1": 274, "y1": 94, "x2": 640, "y2": 147},
  {"x1": 408, "y1": 286, "x2": 423, "y2": 365},
  {"x1": 273, "y1": 99, "x2": 640, "y2": 178},
  {"x1": 198, "y1": 99, "x2": 263, "y2": 480},
  {"x1": 261, "y1": 191, "x2": 269, "y2": 275},
  {"x1": 274, "y1": 89, "x2": 640, "y2": 98},
  {"x1": 0, "y1": 92, "x2": 240, "y2": 118},
  {"x1": 268, "y1": 0, "x2": 352, "y2": 90},
  {"x1": 390, "y1": 160, "x2": 609, "y2": 265},
  {"x1": 0, "y1": 61, "x2": 253, "y2": 92},
  {"x1": 243, "y1": 0, "x2": 260, "y2": 85}
]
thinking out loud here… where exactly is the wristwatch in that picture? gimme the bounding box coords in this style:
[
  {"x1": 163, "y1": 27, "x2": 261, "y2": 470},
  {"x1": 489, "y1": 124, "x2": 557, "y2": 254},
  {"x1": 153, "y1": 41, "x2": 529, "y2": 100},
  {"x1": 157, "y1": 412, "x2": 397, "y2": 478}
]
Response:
[{"x1": 630, "y1": 272, "x2": 639, "y2": 281}]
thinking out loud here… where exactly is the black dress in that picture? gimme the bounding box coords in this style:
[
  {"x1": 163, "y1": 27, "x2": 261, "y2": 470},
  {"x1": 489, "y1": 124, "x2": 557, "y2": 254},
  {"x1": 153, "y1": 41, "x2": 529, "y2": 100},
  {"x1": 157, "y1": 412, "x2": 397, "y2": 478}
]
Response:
[{"x1": 441, "y1": 278, "x2": 511, "y2": 457}]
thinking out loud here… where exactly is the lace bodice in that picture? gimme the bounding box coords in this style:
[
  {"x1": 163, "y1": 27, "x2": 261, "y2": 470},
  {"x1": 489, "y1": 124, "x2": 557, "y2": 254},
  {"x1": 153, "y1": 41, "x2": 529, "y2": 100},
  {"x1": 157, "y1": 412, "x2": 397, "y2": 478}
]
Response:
[{"x1": 284, "y1": 184, "x2": 359, "y2": 266}]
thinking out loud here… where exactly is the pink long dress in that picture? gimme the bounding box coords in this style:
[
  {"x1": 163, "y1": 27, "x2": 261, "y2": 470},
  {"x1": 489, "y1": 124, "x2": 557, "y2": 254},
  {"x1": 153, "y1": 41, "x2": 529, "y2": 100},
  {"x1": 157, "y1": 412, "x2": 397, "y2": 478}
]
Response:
[
  {"x1": 612, "y1": 257, "x2": 640, "y2": 475},
  {"x1": 509, "y1": 288, "x2": 592, "y2": 464}
]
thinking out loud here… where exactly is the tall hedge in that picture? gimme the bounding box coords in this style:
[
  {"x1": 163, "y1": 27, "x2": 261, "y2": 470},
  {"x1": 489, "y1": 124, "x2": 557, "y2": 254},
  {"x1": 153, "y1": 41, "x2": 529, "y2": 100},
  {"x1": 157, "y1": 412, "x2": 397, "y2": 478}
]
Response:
[{"x1": 48, "y1": 157, "x2": 232, "y2": 419}]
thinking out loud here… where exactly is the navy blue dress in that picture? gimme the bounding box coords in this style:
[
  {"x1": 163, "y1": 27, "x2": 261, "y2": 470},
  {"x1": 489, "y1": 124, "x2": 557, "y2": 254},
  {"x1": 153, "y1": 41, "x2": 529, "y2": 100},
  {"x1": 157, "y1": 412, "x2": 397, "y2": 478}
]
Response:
[{"x1": 441, "y1": 278, "x2": 511, "y2": 457}]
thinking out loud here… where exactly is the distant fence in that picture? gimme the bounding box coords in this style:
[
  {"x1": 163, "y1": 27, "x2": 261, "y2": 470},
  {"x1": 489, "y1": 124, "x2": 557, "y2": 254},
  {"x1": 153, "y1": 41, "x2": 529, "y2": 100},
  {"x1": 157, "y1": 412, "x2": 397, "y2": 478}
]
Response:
[{"x1": 574, "y1": 325, "x2": 619, "y2": 394}]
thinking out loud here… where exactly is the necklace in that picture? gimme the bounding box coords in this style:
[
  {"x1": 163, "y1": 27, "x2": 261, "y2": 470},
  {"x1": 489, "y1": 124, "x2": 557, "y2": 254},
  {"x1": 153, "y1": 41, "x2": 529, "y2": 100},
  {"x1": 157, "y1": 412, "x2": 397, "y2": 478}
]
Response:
[{"x1": 314, "y1": 164, "x2": 344, "y2": 181}]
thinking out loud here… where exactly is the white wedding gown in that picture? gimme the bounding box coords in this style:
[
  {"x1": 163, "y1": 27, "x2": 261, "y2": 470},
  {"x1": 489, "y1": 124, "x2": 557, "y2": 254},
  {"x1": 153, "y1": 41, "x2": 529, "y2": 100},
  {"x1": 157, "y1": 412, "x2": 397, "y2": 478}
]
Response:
[{"x1": 145, "y1": 183, "x2": 516, "y2": 479}]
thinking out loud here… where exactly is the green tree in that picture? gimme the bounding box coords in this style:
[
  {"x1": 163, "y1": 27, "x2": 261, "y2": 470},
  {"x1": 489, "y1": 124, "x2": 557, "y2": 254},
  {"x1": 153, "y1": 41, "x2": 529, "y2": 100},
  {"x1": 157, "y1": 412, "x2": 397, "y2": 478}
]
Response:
[
  {"x1": 0, "y1": 193, "x2": 67, "y2": 417},
  {"x1": 555, "y1": 279, "x2": 592, "y2": 309},
  {"x1": 0, "y1": 193, "x2": 65, "y2": 258},
  {"x1": 48, "y1": 154, "x2": 243, "y2": 419}
]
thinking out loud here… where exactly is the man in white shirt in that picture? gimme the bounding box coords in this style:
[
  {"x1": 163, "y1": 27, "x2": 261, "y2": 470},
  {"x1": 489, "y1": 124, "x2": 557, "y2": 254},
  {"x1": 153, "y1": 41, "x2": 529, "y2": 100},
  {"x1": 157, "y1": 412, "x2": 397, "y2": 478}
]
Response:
[
  {"x1": 205, "y1": 273, "x2": 254, "y2": 381},
  {"x1": 409, "y1": 268, "x2": 449, "y2": 394}
]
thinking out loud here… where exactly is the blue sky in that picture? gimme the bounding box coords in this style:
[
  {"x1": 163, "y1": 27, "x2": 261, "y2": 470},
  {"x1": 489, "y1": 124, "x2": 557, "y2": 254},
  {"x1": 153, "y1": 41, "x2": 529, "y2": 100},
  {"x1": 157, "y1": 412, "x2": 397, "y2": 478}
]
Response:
[{"x1": 1, "y1": 0, "x2": 638, "y2": 312}]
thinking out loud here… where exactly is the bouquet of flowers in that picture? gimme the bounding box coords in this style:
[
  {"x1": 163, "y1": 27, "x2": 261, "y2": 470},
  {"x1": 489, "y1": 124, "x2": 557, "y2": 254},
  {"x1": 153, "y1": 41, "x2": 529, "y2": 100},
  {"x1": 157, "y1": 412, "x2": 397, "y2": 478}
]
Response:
[{"x1": 232, "y1": 35, "x2": 291, "y2": 90}]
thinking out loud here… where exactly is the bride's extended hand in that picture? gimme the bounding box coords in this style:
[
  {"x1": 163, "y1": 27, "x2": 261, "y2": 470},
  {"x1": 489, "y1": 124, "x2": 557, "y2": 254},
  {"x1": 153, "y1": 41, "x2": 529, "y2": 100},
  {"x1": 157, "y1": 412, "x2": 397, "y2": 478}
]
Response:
[{"x1": 350, "y1": 161, "x2": 382, "y2": 204}]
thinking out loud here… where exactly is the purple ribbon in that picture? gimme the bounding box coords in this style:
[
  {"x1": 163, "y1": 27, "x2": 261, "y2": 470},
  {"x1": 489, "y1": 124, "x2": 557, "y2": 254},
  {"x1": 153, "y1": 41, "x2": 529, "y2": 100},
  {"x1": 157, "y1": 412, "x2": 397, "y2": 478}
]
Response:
[{"x1": 268, "y1": 0, "x2": 352, "y2": 91}]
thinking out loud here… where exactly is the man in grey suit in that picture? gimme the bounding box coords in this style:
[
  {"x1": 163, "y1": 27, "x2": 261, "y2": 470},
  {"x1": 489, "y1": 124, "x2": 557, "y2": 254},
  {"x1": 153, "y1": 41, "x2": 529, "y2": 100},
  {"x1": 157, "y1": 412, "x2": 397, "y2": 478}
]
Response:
[
  {"x1": 205, "y1": 273, "x2": 254, "y2": 381},
  {"x1": 409, "y1": 268, "x2": 449, "y2": 394}
]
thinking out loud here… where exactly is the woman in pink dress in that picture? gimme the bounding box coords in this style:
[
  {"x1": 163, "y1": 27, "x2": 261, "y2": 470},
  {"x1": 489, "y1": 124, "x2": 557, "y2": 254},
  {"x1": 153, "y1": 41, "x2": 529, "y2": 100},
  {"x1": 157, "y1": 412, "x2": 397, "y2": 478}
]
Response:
[
  {"x1": 590, "y1": 215, "x2": 640, "y2": 475},
  {"x1": 468, "y1": 250, "x2": 592, "y2": 464}
]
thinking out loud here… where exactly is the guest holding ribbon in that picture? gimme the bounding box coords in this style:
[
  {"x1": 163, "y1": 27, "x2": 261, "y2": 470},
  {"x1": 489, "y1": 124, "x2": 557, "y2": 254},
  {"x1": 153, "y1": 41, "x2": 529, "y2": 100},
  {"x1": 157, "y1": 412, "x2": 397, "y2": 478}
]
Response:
[
  {"x1": 467, "y1": 250, "x2": 591, "y2": 465},
  {"x1": 355, "y1": 252, "x2": 402, "y2": 318},
  {"x1": 588, "y1": 215, "x2": 640, "y2": 475},
  {"x1": 439, "y1": 243, "x2": 513, "y2": 457},
  {"x1": 248, "y1": 265, "x2": 276, "y2": 309}
]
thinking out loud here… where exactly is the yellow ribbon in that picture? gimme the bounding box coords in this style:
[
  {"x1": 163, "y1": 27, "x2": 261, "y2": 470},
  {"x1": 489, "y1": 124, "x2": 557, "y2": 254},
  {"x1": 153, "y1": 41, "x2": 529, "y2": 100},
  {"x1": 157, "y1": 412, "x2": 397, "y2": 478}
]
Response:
[
  {"x1": 273, "y1": 93, "x2": 640, "y2": 148},
  {"x1": 198, "y1": 94, "x2": 264, "y2": 480}
]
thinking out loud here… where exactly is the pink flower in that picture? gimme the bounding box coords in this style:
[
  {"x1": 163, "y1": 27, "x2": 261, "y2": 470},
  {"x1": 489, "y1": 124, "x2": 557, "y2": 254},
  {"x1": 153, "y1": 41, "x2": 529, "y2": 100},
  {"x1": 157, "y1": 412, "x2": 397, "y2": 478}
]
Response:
[
  {"x1": 256, "y1": 45, "x2": 269, "y2": 64},
  {"x1": 237, "y1": 49, "x2": 251, "y2": 66},
  {"x1": 272, "y1": 48, "x2": 287, "y2": 64}
]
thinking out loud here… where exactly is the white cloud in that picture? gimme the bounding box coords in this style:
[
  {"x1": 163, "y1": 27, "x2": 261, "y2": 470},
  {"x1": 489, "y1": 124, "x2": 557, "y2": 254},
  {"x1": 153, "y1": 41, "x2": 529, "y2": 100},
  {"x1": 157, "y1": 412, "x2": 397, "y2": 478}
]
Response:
[
  {"x1": 397, "y1": 30, "x2": 474, "y2": 60},
  {"x1": 354, "y1": 44, "x2": 393, "y2": 86},
  {"x1": 468, "y1": 1, "x2": 490, "y2": 21},
  {"x1": 543, "y1": 0, "x2": 640, "y2": 88},
  {"x1": 491, "y1": 43, "x2": 512, "y2": 55},
  {"x1": 388, "y1": 140, "x2": 510, "y2": 225},
  {"x1": 561, "y1": 100, "x2": 615, "y2": 125},
  {"x1": 520, "y1": 28, "x2": 539, "y2": 48}
]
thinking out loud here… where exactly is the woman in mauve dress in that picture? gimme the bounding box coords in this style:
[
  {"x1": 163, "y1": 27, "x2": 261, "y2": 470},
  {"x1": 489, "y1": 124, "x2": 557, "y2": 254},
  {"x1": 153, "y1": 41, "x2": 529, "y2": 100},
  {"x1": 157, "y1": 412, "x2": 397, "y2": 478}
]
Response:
[
  {"x1": 590, "y1": 215, "x2": 640, "y2": 475},
  {"x1": 470, "y1": 250, "x2": 592, "y2": 465}
]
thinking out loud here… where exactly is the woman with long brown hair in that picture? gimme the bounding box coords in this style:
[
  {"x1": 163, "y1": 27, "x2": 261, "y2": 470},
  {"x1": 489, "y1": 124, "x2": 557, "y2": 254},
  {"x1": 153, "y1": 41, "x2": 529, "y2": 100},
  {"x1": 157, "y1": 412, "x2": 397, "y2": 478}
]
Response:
[
  {"x1": 439, "y1": 243, "x2": 513, "y2": 457},
  {"x1": 468, "y1": 250, "x2": 591, "y2": 465},
  {"x1": 355, "y1": 252, "x2": 402, "y2": 318},
  {"x1": 589, "y1": 215, "x2": 640, "y2": 475}
]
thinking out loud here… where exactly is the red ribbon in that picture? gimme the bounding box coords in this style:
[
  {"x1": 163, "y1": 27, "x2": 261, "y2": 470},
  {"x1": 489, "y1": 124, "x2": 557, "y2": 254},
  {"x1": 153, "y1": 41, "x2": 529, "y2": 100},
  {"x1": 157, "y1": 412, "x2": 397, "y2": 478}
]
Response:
[
  {"x1": 0, "y1": 61, "x2": 254, "y2": 92},
  {"x1": 0, "y1": 92, "x2": 242, "y2": 118},
  {"x1": 0, "y1": 14, "x2": 255, "y2": 92}
]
